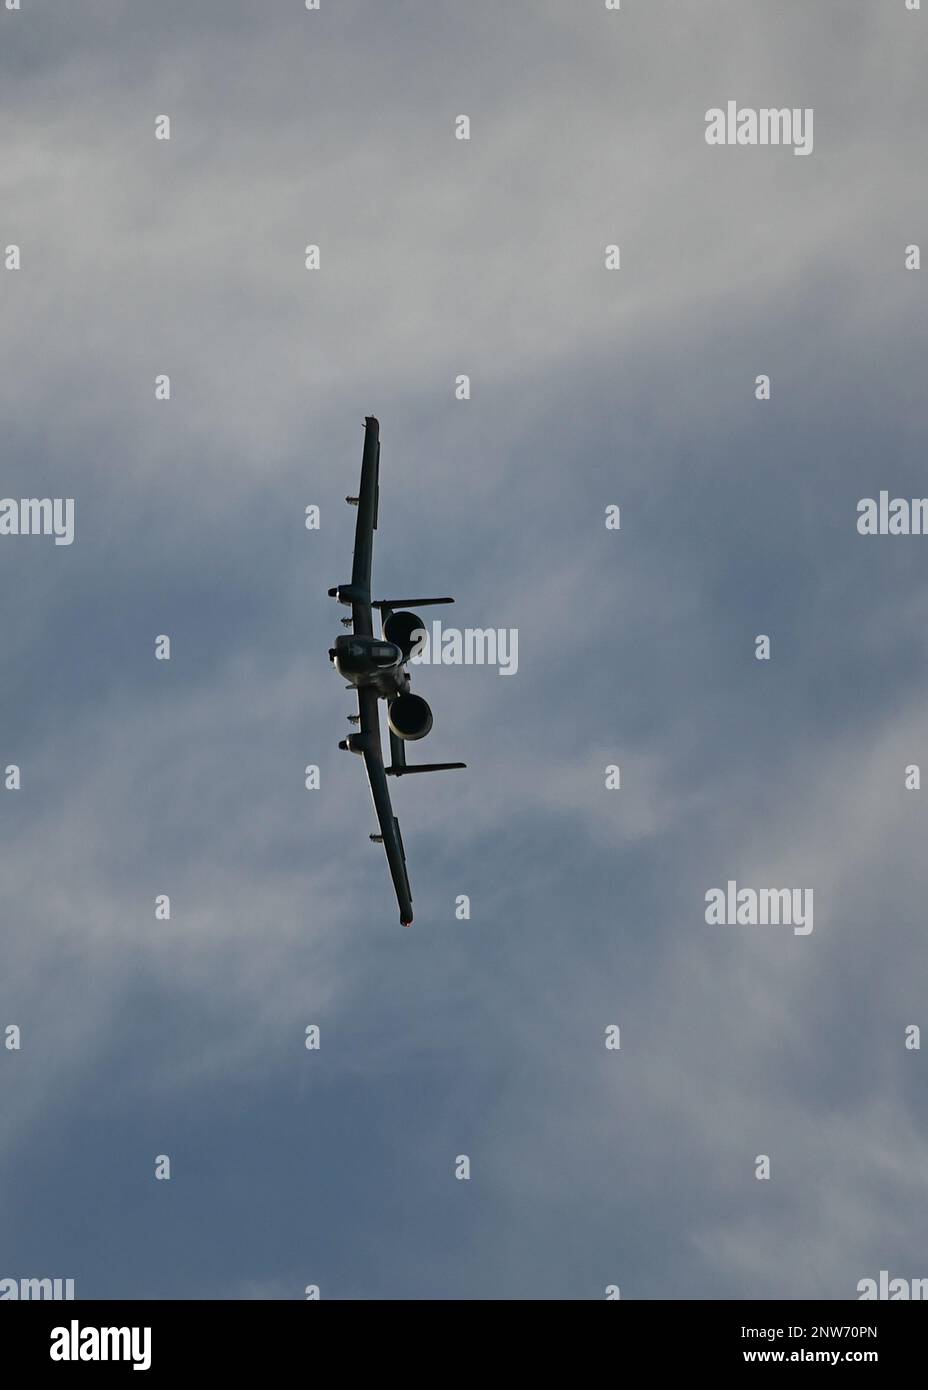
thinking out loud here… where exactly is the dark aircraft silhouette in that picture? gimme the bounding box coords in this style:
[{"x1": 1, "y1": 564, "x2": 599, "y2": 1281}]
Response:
[{"x1": 328, "y1": 416, "x2": 465, "y2": 925}]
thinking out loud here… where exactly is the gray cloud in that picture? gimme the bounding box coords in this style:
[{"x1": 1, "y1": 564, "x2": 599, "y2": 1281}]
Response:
[{"x1": 1, "y1": 0, "x2": 927, "y2": 1300}]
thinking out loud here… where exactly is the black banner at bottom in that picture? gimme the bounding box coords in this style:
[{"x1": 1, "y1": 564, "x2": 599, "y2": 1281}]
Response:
[{"x1": 2, "y1": 1299, "x2": 922, "y2": 1374}]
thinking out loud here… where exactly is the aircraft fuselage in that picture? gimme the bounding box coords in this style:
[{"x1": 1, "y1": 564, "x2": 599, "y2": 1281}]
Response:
[{"x1": 331, "y1": 633, "x2": 409, "y2": 698}]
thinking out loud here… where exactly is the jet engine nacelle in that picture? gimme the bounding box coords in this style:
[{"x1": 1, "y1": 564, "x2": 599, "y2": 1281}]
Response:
[
  {"x1": 382, "y1": 611, "x2": 426, "y2": 661},
  {"x1": 388, "y1": 693, "x2": 433, "y2": 741}
]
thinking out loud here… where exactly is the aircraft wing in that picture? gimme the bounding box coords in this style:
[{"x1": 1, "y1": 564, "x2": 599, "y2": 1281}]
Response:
[
  {"x1": 349, "y1": 416, "x2": 380, "y2": 638},
  {"x1": 356, "y1": 685, "x2": 414, "y2": 926}
]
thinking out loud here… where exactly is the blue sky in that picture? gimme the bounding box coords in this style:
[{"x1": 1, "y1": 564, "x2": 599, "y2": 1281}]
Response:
[{"x1": 1, "y1": 0, "x2": 927, "y2": 1299}]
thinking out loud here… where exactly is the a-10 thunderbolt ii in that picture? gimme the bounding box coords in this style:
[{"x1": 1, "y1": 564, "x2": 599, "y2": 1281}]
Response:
[{"x1": 328, "y1": 417, "x2": 465, "y2": 925}]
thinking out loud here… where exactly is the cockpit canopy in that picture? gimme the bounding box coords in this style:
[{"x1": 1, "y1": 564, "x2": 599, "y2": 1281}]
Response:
[
  {"x1": 368, "y1": 643, "x2": 402, "y2": 666},
  {"x1": 334, "y1": 634, "x2": 403, "y2": 674}
]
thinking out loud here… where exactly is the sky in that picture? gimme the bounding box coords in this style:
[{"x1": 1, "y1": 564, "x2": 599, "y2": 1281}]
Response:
[{"x1": 1, "y1": 0, "x2": 927, "y2": 1300}]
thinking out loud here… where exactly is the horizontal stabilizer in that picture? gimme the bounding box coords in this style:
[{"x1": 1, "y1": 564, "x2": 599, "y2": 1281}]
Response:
[
  {"x1": 373, "y1": 597, "x2": 454, "y2": 610},
  {"x1": 386, "y1": 762, "x2": 467, "y2": 777}
]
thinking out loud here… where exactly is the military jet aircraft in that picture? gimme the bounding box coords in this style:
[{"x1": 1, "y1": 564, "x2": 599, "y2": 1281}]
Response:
[{"x1": 328, "y1": 416, "x2": 465, "y2": 925}]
